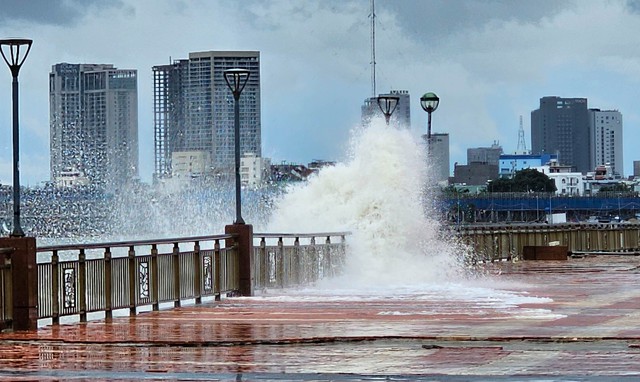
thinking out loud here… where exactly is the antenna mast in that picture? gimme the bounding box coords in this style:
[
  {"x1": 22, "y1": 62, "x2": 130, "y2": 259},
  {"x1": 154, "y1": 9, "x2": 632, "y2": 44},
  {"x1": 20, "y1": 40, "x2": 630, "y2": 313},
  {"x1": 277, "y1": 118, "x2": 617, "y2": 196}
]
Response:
[
  {"x1": 370, "y1": 0, "x2": 376, "y2": 97},
  {"x1": 517, "y1": 115, "x2": 528, "y2": 154}
]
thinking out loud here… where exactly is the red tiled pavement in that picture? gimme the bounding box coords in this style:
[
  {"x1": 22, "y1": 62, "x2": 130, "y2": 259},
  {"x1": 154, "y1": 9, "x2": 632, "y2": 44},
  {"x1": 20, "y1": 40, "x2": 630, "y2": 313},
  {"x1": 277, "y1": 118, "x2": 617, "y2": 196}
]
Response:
[{"x1": 1, "y1": 255, "x2": 639, "y2": 380}]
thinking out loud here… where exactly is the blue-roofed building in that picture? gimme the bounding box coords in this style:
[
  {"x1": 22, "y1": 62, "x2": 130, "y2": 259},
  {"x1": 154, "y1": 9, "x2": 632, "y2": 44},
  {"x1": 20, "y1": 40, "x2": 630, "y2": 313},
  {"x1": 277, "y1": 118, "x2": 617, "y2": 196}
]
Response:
[{"x1": 499, "y1": 153, "x2": 558, "y2": 179}]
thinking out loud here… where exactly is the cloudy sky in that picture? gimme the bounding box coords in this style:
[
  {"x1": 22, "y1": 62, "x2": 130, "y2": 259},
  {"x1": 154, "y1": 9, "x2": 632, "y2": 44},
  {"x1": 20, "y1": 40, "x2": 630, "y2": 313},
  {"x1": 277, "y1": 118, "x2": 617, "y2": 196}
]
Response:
[{"x1": 1, "y1": 0, "x2": 640, "y2": 185}]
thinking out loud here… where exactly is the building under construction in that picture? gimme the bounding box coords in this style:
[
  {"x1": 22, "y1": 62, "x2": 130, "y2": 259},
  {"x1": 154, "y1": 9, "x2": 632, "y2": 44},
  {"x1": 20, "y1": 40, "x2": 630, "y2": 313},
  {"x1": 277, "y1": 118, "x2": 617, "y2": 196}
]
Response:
[{"x1": 153, "y1": 51, "x2": 261, "y2": 181}]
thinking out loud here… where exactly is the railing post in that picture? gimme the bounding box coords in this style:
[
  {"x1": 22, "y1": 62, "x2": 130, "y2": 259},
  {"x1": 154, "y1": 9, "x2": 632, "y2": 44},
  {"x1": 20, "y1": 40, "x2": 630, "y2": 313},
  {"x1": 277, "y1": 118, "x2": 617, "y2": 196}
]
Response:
[
  {"x1": 78, "y1": 249, "x2": 87, "y2": 322},
  {"x1": 104, "y1": 247, "x2": 112, "y2": 320},
  {"x1": 193, "y1": 241, "x2": 202, "y2": 304},
  {"x1": 259, "y1": 237, "x2": 267, "y2": 289},
  {"x1": 151, "y1": 244, "x2": 159, "y2": 311},
  {"x1": 225, "y1": 223, "x2": 254, "y2": 296},
  {"x1": 172, "y1": 242, "x2": 180, "y2": 308},
  {"x1": 51, "y1": 249, "x2": 59, "y2": 325},
  {"x1": 128, "y1": 245, "x2": 136, "y2": 316},
  {"x1": 1, "y1": 237, "x2": 37, "y2": 331},
  {"x1": 293, "y1": 237, "x2": 300, "y2": 285},
  {"x1": 277, "y1": 237, "x2": 284, "y2": 288},
  {"x1": 214, "y1": 239, "x2": 221, "y2": 301},
  {"x1": 309, "y1": 236, "x2": 317, "y2": 282},
  {"x1": 325, "y1": 236, "x2": 332, "y2": 277}
]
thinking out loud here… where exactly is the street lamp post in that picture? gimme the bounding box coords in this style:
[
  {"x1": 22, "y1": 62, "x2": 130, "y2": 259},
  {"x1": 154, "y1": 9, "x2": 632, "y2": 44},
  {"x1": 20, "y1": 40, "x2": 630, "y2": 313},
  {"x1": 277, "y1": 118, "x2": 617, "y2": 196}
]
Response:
[
  {"x1": 0, "y1": 38, "x2": 32, "y2": 237},
  {"x1": 420, "y1": 92, "x2": 439, "y2": 150},
  {"x1": 223, "y1": 68, "x2": 250, "y2": 225},
  {"x1": 376, "y1": 95, "x2": 399, "y2": 126}
]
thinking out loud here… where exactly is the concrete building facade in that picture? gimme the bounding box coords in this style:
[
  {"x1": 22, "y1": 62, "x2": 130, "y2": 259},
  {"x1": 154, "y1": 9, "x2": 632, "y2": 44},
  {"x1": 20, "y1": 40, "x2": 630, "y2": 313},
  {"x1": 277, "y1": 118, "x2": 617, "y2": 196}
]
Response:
[
  {"x1": 531, "y1": 97, "x2": 591, "y2": 174},
  {"x1": 499, "y1": 153, "x2": 558, "y2": 179},
  {"x1": 589, "y1": 109, "x2": 623, "y2": 177},
  {"x1": 49, "y1": 63, "x2": 139, "y2": 188},
  {"x1": 424, "y1": 132, "x2": 449, "y2": 185},
  {"x1": 153, "y1": 51, "x2": 261, "y2": 181},
  {"x1": 467, "y1": 142, "x2": 503, "y2": 165},
  {"x1": 240, "y1": 153, "x2": 271, "y2": 189}
]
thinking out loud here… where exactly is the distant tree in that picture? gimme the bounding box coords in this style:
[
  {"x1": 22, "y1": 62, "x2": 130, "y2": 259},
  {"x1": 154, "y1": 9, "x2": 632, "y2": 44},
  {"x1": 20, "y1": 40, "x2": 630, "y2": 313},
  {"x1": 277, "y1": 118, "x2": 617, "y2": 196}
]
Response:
[
  {"x1": 487, "y1": 169, "x2": 556, "y2": 193},
  {"x1": 598, "y1": 183, "x2": 630, "y2": 193},
  {"x1": 486, "y1": 178, "x2": 514, "y2": 192}
]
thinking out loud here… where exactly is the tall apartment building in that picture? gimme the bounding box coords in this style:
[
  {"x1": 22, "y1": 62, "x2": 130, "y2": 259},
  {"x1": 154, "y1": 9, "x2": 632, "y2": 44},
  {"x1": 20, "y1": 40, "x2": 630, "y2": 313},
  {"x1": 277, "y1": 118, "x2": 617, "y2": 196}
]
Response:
[
  {"x1": 589, "y1": 109, "x2": 623, "y2": 176},
  {"x1": 531, "y1": 97, "x2": 591, "y2": 174},
  {"x1": 153, "y1": 51, "x2": 261, "y2": 180},
  {"x1": 361, "y1": 89, "x2": 411, "y2": 128},
  {"x1": 49, "y1": 63, "x2": 138, "y2": 188},
  {"x1": 423, "y1": 132, "x2": 449, "y2": 184}
]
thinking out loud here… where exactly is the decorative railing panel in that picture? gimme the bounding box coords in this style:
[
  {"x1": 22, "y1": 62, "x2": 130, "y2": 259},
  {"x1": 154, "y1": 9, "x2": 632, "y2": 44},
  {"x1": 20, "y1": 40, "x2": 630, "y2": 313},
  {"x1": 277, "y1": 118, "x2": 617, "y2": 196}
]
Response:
[
  {"x1": 36, "y1": 235, "x2": 237, "y2": 323},
  {"x1": 253, "y1": 233, "x2": 348, "y2": 290}
]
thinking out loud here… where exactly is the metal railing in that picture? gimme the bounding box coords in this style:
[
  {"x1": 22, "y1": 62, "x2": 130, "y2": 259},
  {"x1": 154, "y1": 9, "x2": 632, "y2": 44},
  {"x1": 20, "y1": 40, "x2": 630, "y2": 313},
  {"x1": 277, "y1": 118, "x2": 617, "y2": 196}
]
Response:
[
  {"x1": 1, "y1": 247, "x2": 13, "y2": 329},
  {"x1": 455, "y1": 222, "x2": 640, "y2": 262},
  {"x1": 253, "y1": 232, "x2": 348, "y2": 290},
  {"x1": 35, "y1": 235, "x2": 238, "y2": 324},
  {"x1": 32, "y1": 231, "x2": 349, "y2": 325}
]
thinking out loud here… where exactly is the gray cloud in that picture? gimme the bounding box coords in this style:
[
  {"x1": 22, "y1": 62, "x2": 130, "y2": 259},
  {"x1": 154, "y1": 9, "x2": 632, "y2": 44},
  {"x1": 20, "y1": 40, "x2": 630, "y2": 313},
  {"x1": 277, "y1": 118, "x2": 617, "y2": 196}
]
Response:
[
  {"x1": 380, "y1": 0, "x2": 574, "y2": 39},
  {"x1": 627, "y1": 0, "x2": 640, "y2": 13},
  {"x1": 0, "y1": 0, "x2": 125, "y2": 27}
]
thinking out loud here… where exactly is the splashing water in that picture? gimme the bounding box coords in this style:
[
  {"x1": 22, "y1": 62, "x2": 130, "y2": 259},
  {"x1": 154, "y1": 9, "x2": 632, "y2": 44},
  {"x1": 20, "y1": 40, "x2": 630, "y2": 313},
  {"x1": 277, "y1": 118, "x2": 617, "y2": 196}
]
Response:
[
  {"x1": 268, "y1": 119, "x2": 470, "y2": 287},
  {"x1": 265, "y1": 119, "x2": 560, "y2": 319}
]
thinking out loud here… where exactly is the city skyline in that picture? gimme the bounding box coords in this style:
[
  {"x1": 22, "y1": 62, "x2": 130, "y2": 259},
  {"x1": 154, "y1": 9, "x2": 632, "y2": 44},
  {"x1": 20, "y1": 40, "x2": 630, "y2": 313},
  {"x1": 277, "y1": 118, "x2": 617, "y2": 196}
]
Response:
[{"x1": 2, "y1": 1, "x2": 640, "y2": 185}]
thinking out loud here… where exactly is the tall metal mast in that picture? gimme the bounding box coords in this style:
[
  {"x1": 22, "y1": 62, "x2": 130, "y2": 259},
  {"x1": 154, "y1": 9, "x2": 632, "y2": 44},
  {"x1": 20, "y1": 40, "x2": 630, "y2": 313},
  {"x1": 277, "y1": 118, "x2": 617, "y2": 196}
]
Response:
[
  {"x1": 370, "y1": 0, "x2": 376, "y2": 97},
  {"x1": 517, "y1": 115, "x2": 528, "y2": 154}
]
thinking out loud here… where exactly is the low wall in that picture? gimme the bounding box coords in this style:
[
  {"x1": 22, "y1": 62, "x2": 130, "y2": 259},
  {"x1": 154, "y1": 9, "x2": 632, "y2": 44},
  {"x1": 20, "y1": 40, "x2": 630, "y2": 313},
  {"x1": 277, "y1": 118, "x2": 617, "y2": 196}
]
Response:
[{"x1": 455, "y1": 223, "x2": 640, "y2": 261}]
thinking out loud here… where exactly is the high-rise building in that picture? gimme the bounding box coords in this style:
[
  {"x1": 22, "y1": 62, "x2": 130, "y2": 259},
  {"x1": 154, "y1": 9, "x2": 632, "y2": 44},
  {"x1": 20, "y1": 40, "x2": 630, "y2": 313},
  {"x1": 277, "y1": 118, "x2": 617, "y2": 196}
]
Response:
[
  {"x1": 589, "y1": 109, "x2": 623, "y2": 176},
  {"x1": 49, "y1": 63, "x2": 138, "y2": 188},
  {"x1": 531, "y1": 97, "x2": 591, "y2": 174},
  {"x1": 153, "y1": 51, "x2": 261, "y2": 180},
  {"x1": 423, "y1": 133, "x2": 449, "y2": 184},
  {"x1": 361, "y1": 89, "x2": 411, "y2": 128}
]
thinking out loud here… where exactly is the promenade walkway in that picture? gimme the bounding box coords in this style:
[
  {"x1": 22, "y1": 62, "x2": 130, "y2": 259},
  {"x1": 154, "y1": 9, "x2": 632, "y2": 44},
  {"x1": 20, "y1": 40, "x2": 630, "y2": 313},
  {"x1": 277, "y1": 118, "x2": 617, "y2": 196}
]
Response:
[{"x1": 1, "y1": 255, "x2": 639, "y2": 381}]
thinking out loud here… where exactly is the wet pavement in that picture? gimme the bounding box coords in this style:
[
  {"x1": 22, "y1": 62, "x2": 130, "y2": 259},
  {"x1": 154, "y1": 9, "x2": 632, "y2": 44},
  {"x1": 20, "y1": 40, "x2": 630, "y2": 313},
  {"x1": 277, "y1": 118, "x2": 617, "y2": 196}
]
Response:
[{"x1": 1, "y1": 255, "x2": 640, "y2": 381}]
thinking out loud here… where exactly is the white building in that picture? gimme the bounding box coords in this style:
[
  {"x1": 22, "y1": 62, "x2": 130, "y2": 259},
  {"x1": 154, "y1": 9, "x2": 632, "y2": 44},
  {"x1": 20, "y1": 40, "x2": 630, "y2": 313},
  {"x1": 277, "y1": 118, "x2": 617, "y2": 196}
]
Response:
[
  {"x1": 533, "y1": 161, "x2": 584, "y2": 196},
  {"x1": 171, "y1": 151, "x2": 210, "y2": 178},
  {"x1": 589, "y1": 109, "x2": 623, "y2": 177},
  {"x1": 240, "y1": 153, "x2": 271, "y2": 188},
  {"x1": 55, "y1": 167, "x2": 89, "y2": 188},
  {"x1": 423, "y1": 133, "x2": 449, "y2": 185}
]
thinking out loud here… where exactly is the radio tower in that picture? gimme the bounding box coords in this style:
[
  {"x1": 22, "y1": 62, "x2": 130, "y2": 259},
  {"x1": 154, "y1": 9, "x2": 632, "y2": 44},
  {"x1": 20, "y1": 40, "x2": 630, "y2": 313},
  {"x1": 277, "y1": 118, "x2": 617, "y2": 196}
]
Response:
[
  {"x1": 516, "y1": 115, "x2": 528, "y2": 154},
  {"x1": 369, "y1": 0, "x2": 376, "y2": 97}
]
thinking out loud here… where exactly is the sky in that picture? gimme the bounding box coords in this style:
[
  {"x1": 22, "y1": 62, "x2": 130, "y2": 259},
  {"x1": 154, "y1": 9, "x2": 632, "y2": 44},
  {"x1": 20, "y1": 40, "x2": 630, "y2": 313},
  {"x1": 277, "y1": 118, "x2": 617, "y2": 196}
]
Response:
[{"x1": 1, "y1": 0, "x2": 640, "y2": 186}]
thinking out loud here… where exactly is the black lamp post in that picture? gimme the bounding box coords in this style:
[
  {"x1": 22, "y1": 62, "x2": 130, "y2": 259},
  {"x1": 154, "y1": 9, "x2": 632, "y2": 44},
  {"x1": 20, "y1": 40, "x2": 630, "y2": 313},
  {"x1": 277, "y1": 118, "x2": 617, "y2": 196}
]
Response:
[
  {"x1": 223, "y1": 68, "x2": 250, "y2": 225},
  {"x1": 0, "y1": 38, "x2": 32, "y2": 237},
  {"x1": 420, "y1": 92, "x2": 439, "y2": 146},
  {"x1": 376, "y1": 95, "x2": 399, "y2": 126}
]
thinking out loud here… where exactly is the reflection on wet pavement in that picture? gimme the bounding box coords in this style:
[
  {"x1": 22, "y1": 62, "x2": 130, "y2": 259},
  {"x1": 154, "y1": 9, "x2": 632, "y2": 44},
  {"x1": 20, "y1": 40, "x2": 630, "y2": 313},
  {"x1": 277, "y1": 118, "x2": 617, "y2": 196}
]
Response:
[{"x1": 1, "y1": 256, "x2": 640, "y2": 380}]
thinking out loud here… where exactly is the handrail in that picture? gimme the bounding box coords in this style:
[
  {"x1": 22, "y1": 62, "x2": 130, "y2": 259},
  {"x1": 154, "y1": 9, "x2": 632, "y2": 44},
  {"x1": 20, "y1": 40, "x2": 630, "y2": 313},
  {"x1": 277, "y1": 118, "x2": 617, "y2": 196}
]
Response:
[
  {"x1": 37, "y1": 234, "x2": 235, "y2": 252},
  {"x1": 254, "y1": 232, "x2": 350, "y2": 238}
]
